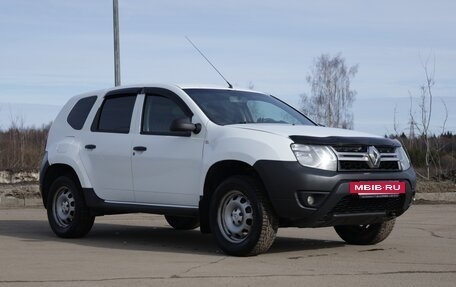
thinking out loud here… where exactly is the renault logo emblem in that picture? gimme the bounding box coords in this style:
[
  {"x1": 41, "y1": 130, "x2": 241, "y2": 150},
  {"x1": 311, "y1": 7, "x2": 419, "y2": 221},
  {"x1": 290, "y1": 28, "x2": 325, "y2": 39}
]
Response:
[{"x1": 367, "y1": 146, "x2": 381, "y2": 168}]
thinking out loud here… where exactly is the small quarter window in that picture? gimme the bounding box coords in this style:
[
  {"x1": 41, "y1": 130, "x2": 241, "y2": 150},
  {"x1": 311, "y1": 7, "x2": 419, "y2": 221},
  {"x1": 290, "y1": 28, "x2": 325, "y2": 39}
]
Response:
[
  {"x1": 67, "y1": 96, "x2": 97, "y2": 130},
  {"x1": 93, "y1": 95, "x2": 136, "y2": 133}
]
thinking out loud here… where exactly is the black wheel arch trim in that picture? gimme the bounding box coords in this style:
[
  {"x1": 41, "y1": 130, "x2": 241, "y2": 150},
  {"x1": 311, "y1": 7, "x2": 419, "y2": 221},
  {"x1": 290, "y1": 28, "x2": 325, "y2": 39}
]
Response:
[
  {"x1": 40, "y1": 159, "x2": 84, "y2": 209},
  {"x1": 39, "y1": 151, "x2": 50, "y2": 207},
  {"x1": 198, "y1": 160, "x2": 262, "y2": 234}
]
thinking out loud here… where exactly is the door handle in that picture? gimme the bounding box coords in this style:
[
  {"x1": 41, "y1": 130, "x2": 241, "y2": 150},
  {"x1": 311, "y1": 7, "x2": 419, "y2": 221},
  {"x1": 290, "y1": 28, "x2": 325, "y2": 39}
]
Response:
[
  {"x1": 85, "y1": 144, "x2": 96, "y2": 150},
  {"x1": 133, "y1": 146, "x2": 147, "y2": 152}
]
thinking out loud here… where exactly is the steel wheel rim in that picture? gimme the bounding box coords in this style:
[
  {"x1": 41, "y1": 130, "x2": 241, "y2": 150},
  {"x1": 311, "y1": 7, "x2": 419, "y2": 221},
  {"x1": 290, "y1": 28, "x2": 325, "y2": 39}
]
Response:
[
  {"x1": 53, "y1": 186, "x2": 76, "y2": 228},
  {"x1": 217, "y1": 190, "x2": 254, "y2": 243}
]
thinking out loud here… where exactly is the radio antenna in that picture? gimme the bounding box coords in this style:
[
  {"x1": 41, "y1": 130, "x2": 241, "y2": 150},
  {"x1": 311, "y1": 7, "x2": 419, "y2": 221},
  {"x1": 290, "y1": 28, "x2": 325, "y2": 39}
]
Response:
[{"x1": 185, "y1": 36, "x2": 233, "y2": 89}]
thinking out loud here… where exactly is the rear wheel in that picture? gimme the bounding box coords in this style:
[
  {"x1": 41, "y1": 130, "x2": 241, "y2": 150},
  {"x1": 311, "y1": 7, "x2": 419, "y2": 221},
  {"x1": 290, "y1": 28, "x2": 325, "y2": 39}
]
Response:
[
  {"x1": 47, "y1": 176, "x2": 95, "y2": 238},
  {"x1": 210, "y1": 175, "x2": 278, "y2": 256},
  {"x1": 165, "y1": 215, "x2": 200, "y2": 230},
  {"x1": 334, "y1": 219, "x2": 396, "y2": 245}
]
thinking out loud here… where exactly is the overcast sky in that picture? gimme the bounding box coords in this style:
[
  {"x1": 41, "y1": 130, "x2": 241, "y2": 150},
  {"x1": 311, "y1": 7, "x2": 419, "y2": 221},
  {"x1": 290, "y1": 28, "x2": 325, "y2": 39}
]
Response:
[{"x1": 0, "y1": 0, "x2": 455, "y2": 134}]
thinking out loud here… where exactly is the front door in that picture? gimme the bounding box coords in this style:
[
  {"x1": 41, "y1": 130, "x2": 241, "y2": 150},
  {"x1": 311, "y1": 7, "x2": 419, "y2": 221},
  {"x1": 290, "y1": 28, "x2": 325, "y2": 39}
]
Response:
[{"x1": 131, "y1": 89, "x2": 205, "y2": 207}]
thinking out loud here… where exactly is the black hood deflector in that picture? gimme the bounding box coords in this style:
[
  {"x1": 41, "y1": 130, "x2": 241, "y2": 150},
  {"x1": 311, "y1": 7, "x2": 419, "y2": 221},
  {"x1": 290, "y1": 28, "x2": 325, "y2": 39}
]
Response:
[{"x1": 289, "y1": 136, "x2": 401, "y2": 147}]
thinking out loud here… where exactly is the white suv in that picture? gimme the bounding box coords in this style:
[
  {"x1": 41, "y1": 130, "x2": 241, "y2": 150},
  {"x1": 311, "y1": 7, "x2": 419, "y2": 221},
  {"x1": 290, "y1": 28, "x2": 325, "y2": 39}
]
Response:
[{"x1": 40, "y1": 84, "x2": 416, "y2": 256}]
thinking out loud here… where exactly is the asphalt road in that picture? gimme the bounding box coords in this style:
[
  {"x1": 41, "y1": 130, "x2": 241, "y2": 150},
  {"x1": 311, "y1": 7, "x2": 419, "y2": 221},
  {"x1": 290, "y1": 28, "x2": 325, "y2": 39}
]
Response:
[{"x1": 0, "y1": 205, "x2": 455, "y2": 287}]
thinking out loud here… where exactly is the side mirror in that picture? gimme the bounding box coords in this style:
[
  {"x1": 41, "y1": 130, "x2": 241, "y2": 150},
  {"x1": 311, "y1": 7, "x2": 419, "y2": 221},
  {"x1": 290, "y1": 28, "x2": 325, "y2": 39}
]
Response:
[{"x1": 170, "y1": 118, "x2": 201, "y2": 134}]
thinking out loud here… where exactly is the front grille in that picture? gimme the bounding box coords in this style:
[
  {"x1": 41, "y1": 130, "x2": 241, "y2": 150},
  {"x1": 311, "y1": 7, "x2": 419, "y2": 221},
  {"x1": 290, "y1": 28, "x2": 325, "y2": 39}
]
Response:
[
  {"x1": 332, "y1": 145, "x2": 396, "y2": 153},
  {"x1": 376, "y1": 146, "x2": 396, "y2": 153},
  {"x1": 340, "y1": 161, "x2": 370, "y2": 170},
  {"x1": 332, "y1": 144, "x2": 401, "y2": 172},
  {"x1": 333, "y1": 146, "x2": 367, "y2": 153},
  {"x1": 379, "y1": 161, "x2": 400, "y2": 170},
  {"x1": 339, "y1": 161, "x2": 400, "y2": 171},
  {"x1": 331, "y1": 195, "x2": 405, "y2": 214}
]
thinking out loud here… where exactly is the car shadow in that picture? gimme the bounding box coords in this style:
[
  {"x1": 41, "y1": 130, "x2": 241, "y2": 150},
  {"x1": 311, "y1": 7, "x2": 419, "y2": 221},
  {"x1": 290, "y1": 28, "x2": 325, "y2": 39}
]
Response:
[
  {"x1": 268, "y1": 236, "x2": 344, "y2": 254},
  {"x1": 0, "y1": 219, "x2": 344, "y2": 256}
]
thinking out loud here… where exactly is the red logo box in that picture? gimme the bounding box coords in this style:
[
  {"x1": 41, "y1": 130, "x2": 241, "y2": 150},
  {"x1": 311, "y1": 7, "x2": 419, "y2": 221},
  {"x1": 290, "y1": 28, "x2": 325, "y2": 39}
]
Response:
[{"x1": 350, "y1": 181, "x2": 406, "y2": 195}]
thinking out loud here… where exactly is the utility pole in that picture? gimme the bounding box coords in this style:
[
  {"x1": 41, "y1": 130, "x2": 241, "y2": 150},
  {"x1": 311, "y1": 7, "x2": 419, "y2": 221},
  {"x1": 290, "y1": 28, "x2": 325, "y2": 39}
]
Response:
[{"x1": 113, "y1": 0, "x2": 121, "y2": 86}]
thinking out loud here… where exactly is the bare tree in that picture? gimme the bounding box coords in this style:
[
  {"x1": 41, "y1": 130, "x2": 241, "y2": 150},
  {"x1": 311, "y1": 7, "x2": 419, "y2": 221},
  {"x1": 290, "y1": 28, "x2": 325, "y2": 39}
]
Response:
[
  {"x1": 432, "y1": 98, "x2": 449, "y2": 178},
  {"x1": 300, "y1": 53, "x2": 358, "y2": 129},
  {"x1": 411, "y1": 56, "x2": 448, "y2": 180},
  {"x1": 409, "y1": 55, "x2": 436, "y2": 179},
  {"x1": 393, "y1": 55, "x2": 454, "y2": 180},
  {"x1": 440, "y1": 98, "x2": 448, "y2": 135}
]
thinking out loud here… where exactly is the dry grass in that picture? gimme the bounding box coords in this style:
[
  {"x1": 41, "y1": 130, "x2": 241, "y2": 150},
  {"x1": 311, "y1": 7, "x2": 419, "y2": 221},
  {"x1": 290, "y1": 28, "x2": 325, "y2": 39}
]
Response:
[{"x1": 416, "y1": 179, "x2": 456, "y2": 193}]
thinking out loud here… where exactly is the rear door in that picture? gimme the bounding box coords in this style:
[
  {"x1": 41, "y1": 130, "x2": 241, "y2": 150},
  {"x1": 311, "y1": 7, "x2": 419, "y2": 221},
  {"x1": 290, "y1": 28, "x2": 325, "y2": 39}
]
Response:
[
  {"x1": 131, "y1": 88, "x2": 205, "y2": 207},
  {"x1": 80, "y1": 88, "x2": 141, "y2": 202}
]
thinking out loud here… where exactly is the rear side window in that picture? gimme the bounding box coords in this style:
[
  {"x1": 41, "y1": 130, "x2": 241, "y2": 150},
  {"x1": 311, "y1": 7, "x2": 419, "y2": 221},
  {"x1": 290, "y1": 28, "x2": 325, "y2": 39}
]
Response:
[
  {"x1": 92, "y1": 95, "x2": 136, "y2": 133},
  {"x1": 67, "y1": 96, "x2": 97, "y2": 130}
]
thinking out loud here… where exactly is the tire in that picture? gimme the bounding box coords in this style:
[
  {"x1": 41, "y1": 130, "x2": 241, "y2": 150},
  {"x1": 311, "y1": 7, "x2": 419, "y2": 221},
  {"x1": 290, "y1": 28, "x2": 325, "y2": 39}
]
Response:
[
  {"x1": 165, "y1": 215, "x2": 200, "y2": 230},
  {"x1": 210, "y1": 175, "x2": 278, "y2": 256},
  {"x1": 334, "y1": 219, "x2": 396, "y2": 245},
  {"x1": 46, "y1": 176, "x2": 95, "y2": 238}
]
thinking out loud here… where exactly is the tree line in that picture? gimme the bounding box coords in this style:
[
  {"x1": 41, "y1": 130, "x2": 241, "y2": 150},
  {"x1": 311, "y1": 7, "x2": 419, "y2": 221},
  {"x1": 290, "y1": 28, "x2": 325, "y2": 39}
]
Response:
[
  {"x1": 0, "y1": 122, "x2": 454, "y2": 182},
  {"x1": 391, "y1": 132, "x2": 455, "y2": 181},
  {"x1": 0, "y1": 123, "x2": 50, "y2": 172}
]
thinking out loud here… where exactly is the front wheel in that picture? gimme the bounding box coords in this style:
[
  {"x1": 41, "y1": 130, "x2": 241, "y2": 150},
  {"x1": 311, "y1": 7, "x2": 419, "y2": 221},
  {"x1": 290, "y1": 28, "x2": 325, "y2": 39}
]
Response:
[
  {"x1": 47, "y1": 176, "x2": 95, "y2": 238},
  {"x1": 210, "y1": 175, "x2": 278, "y2": 256},
  {"x1": 334, "y1": 219, "x2": 396, "y2": 245}
]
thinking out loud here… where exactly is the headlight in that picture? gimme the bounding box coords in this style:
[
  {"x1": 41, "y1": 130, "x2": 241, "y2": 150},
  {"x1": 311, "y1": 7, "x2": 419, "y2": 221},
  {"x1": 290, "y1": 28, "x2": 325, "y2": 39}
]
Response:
[
  {"x1": 397, "y1": 146, "x2": 411, "y2": 170},
  {"x1": 291, "y1": 144, "x2": 337, "y2": 171}
]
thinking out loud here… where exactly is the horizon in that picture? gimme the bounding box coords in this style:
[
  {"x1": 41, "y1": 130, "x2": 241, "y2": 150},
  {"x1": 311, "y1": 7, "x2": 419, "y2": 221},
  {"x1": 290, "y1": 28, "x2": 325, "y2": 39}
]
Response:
[{"x1": 1, "y1": 95, "x2": 454, "y2": 136}]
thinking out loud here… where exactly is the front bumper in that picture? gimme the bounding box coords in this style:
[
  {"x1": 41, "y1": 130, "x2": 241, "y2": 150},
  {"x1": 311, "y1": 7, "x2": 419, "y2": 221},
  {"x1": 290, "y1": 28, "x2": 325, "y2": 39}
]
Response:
[{"x1": 253, "y1": 160, "x2": 416, "y2": 228}]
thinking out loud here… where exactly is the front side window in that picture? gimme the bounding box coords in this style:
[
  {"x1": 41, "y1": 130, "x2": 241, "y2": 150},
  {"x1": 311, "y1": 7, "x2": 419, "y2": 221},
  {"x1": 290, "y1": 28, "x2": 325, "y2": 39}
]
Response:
[
  {"x1": 184, "y1": 89, "x2": 315, "y2": 126},
  {"x1": 92, "y1": 95, "x2": 136, "y2": 133},
  {"x1": 142, "y1": 95, "x2": 189, "y2": 135}
]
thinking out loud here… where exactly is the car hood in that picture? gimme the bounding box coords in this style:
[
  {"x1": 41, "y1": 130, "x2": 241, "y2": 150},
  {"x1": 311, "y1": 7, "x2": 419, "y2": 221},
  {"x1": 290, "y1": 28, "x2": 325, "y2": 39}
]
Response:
[{"x1": 230, "y1": 124, "x2": 381, "y2": 139}]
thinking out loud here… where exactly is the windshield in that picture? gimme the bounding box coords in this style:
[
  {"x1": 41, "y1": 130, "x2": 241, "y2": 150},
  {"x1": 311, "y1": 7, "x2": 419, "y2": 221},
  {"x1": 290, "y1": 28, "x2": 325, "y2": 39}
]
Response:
[{"x1": 184, "y1": 89, "x2": 315, "y2": 126}]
